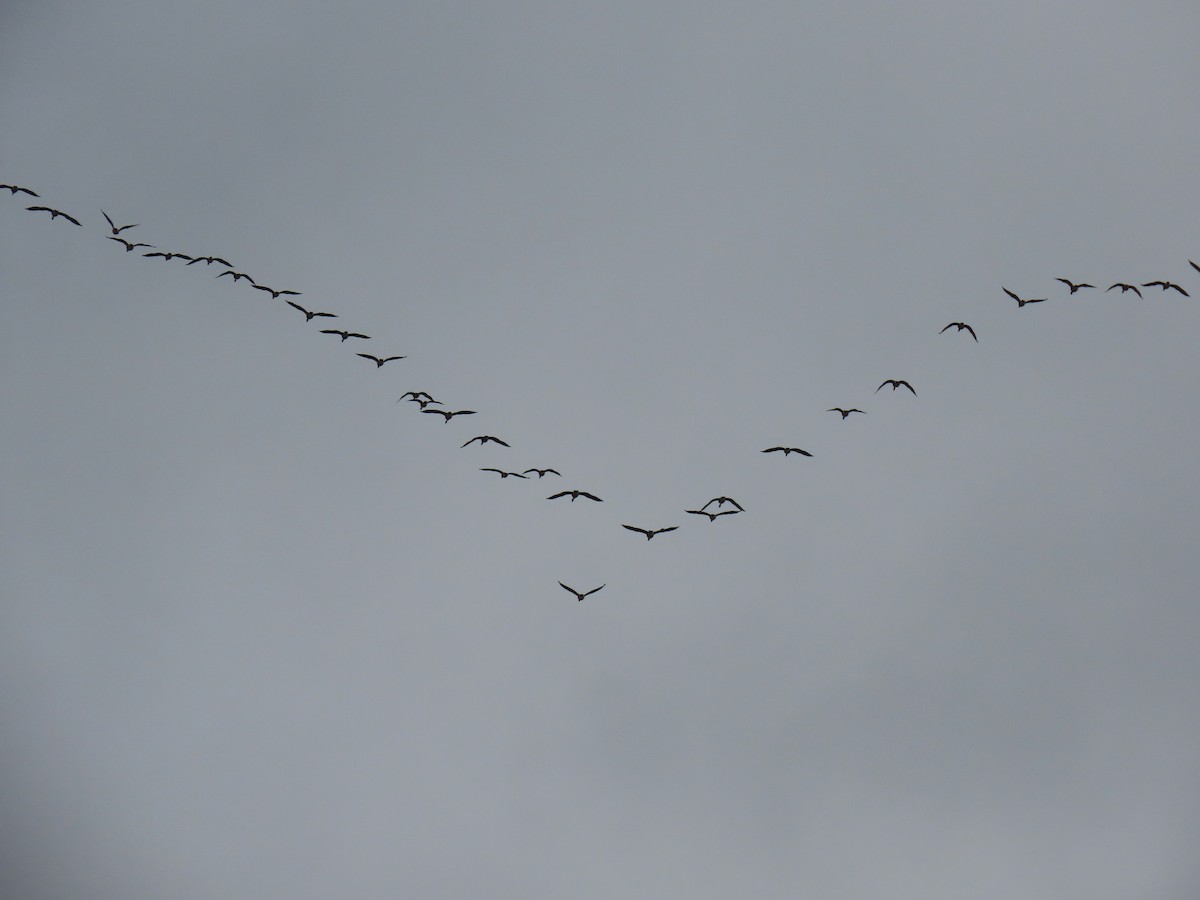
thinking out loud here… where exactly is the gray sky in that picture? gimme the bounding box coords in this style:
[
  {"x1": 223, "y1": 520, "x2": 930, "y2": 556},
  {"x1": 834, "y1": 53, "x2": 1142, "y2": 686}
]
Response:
[{"x1": 3, "y1": 2, "x2": 1199, "y2": 897}]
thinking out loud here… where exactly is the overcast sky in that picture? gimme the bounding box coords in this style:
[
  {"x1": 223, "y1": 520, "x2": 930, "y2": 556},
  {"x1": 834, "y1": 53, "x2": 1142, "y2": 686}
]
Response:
[{"x1": 3, "y1": 2, "x2": 1199, "y2": 897}]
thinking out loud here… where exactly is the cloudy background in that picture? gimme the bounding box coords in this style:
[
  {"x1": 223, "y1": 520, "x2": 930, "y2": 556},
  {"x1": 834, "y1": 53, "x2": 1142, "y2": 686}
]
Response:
[{"x1": 3, "y1": 2, "x2": 1199, "y2": 897}]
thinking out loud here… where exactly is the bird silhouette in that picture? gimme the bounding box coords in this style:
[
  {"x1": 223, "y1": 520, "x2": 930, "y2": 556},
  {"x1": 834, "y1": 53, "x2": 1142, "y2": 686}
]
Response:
[
  {"x1": 702, "y1": 497, "x2": 744, "y2": 511},
  {"x1": 559, "y1": 582, "x2": 605, "y2": 602},
  {"x1": 186, "y1": 255, "x2": 234, "y2": 267},
  {"x1": 462, "y1": 435, "x2": 510, "y2": 448},
  {"x1": 827, "y1": 407, "x2": 866, "y2": 419},
  {"x1": 876, "y1": 379, "x2": 917, "y2": 395},
  {"x1": 547, "y1": 490, "x2": 602, "y2": 502},
  {"x1": 1055, "y1": 278, "x2": 1095, "y2": 294},
  {"x1": 100, "y1": 210, "x2": 139, "y2": 234},
  {"x1": 1142, "y1": 281, "x2": 1190, "y2": 296},
  {"x1": 939, "y1": 322, "x2": 978, "y2": 341},
  {"x1": 216, "y1": 270, "x2": 256, "y2": 284},
  {"x1": 143, "y1": 251, "x2": 192, "y2": 262},
  {"x1": 253, "y1": 284, "x2": 302, "y2": 299},
  {"x1": 26, "y1": 206, "x2": 81, "y2": 225},
  {"x1": 320, "y1": 329, "x2": 371, "y2": 342},
  {"x1": 107, "y1": 237, "x2": 155, "y2": 252},
  {"x1": 1002, "y1": 287, "x2": 1046, "y2": 307},
  {"x1": 400, "y1": 391, "x2": 436, "y2": 402},
  {"x1": 685, "y1": 508, "x2": 741, "y2": 522},
  {"x1": 285, "y1": 301, "x2": 336, "y2": 321},
  {"x1": 761, "y1": 447, "x2": 813, "y2": 456},
  {"x1": 1107, "y1": 282, "x2": 1142, "y2": 298},
  {"x1": 0, "y1": 184, "x2": 38, "y2": 196},
  {"x1": 522, "y1": 468, "x2": 561, "y2": 478},
  {"x1": 357, "y1": 353, "x2": 406, "y2": 367},
  {"x1": 480, "y1": 468, "x2": 527, "y2": 479},
  {"x1": 622, "y1": 525, "x2": 679, "y2": 540},
  {"x1": 421, "y1": 409, "x2": 475, "y2": 422}
]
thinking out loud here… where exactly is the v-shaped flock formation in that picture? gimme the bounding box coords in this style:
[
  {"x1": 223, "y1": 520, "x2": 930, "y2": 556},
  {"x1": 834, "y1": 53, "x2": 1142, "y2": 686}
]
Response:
[{"x1": 7, "y1": 183, "x2": 1196, "y2": 601}]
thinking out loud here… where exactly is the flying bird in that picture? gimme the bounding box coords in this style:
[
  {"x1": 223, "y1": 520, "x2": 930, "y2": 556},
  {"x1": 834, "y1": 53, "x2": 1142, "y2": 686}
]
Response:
[
  {"x1": 186, "y1": 255, "x2": 234, "y2": 267},
  {"x1": 1055, "y1": 278, "x2": 1094, "y2": 294},
  {"x1": 702, "y1": 497, "x2": 744, "y2": 512},
  {"x1": 685, "y1": 508, "x2": 741, "y2": 522},
  {"x1": 216, "y1": 269, "x2": 256, "y2": 284},
  {"x1": 26, "y1": 206, "x2": 82, "y2": 225},
  {"x1": 622, "y1": 525, "x2": 679, "y2": 540},
  {"x1": 761, "y1": 447, "x2": 813, "y2": 456},
  {"x1": 1107, "y1": 282, "x2": 1142, "y2": 298},
  {"x1": 0, "y1": 184, "x2": 38, "y2": 196},
  {"x1": 285, "y1": 300, "x2": 336, "y2": 321},
  {"x1": 253, "y1": 284, "x2": 302, "y2": 299},
  {"x1": 480, "y1": 468, "x2": 527, "y2": 479},
  {"x1": 421, "y1": 408, "x2": 475, "y2": 422},
  {"x1": 320, "y1": 329, "x2": 371, "y2": 342},
  {"x1": 1142, "y1": 280, "x2": 1190, "y2": 296},
  {"x1": 462, "y1": 435, "x2": 510, "y2": 448},
  {"x1": 1190, "y1": 260, "x2": 1200, "y2": 276},
  {"x1": 143, "y1": 251, "x2": 192, "y2": 262},
  {"x1": 400, "y1": 391, "x2": 435, "y2": 402},
  {"x1": 357, "y1": 353, "x2": 406, "y2": 367},
  {"x1": 876, "y1": 379, "x2": 917, "y2": 395},
  {"x1": 827, "y1": 407, "x2": 866, "y2": 419},
  {"x1": 547, "y1": 490, "x2": 602, "y2": 502},
  {"x1": 522, "y1": 468, "x2": 561, "y2": 478},
  {"x1": 107, "y1": 237, "x2": 155, "y2": 252},
  {"x1": 1002, "y1": 287, "x2": 1046, "y2": 307},
  {"x1": 939, "y1": 322, "x2": 978, "y2": 341},
  {"x1": 559, "y1": 582, "x2": 605, "y2": 602},
  {"x1": 100, "y1": 210, "x2": 139, "y2": 234}
]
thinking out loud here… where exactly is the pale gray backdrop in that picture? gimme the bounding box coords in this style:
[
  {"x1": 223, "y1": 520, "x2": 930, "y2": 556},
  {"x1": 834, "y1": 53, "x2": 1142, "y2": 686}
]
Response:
[{"x1": 3, "y1": 2, "x2": 1198, "y2": 897}]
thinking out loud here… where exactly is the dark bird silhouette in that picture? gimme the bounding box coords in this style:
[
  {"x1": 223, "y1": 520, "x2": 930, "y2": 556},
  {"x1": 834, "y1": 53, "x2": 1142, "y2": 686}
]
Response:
[
  {"x1": 939, "y1": 322, "x2": 978, "y2": 341},
  {"x1": 876, "y1": 379, "x2": 917, "y2": 395},
  {"x1": 547, "y1": 490, "x2": 602, "y2": 502},
  {"x1": 622, "y1": 525, "x2": 678, "y2": 540},
  {"x1": 1055, "y1": 278, "x2": 1095, "y2": 294},
  {"x1": 685, "y1": 508, "x2": 741, "y2": 522},
  {"x1": 1002, "y1": 287, "x2": 1046, "y2": 307},
  {"x1": 522, "y1": 468, "x2": 561, "y2": 478},
  {"x1": 400, "y1": 391, "x2": 436, "y2": 402},
  {"x1": 0, "y1": 184, "x2": 38, "y2": 197},
  {"x1": 357, "y1": 353, "x2": 406, "y2": 367},
  {"x1": 26, "y1": 206, "x2": 82, "y2": 225},
  {"x1": 320, "y1": 329, "x2": 371, "y2": 342},
  {"x1": 1142, "y1": 281, "x2": 1190, "y2": 296},
  {"x1": 100, "y1": 210, "x2": 139, "y2": 234},
  {"x1": 421, "y1": 408, "x2": 475, "y2": 422},
  {"x1": 559, "y1": 582, "x2": 605, "y2": 602},
  {"x1": 107, "y1": 236, "x2": 155, "y2": 252},
  {"x1": 216, "y1": 269, "x2": 256, "y2": 284},
  {"x1": 761, "y1": 447, "x2": 813, "y2": 456},
  {"x1": 285, "y1": 300, "x2": 336, "y2": 321},
  {"x1": 1107, "y1": 282, "x2": 1142, "y2": 298},
  {"x1": 702, "y1": 497, "x2": 744, "y2": 512},
  {"x1": 480, "y1": 468, "x2": 527, "y2": 479},
  {"x1": 410, "y1": 397, "x2": 441, "y2": 409},
  {"x1": 462, "y1": 435, "x2": 510, "y2": 448},
  {"x1": 827, "y1": 407, "x2": 866, "y2": 419},
  {"x1": 143, "y1": 251, "x2": 193, "y2": 262},
  {"x1": 186, "y1": 255, "x2": 234, "y2": 267},
  {"x1": 253, "y1": 284, "x2": 302, "y2": 299}
]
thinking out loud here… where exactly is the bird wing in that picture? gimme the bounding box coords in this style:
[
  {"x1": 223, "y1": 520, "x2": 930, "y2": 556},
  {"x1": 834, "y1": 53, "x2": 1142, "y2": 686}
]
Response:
[
  {"x1": 491, "y1": 438, "x2": 511, "y2": 447},
  {"x1": 875, "y1": 382, "x2": 890, "y2": 392},
  {"x1": 685, "y1": 509, "x2": 710, "y2": 517},
  {"x1": 1171, "y1": 284, "x2": 1190, "y2": 296},
  {"x1": 583, "y1": 585, "x2": 605, "y2": 597},
  {"x1": 285, "y1": 301, "x2": 307, "y2": 314},
  {"x1": 622, "y1": 525, "x2": 649, "y2": 535},
  {"x1": 357, "y1": 354, "x2": 382, "y2": 363},
  {"x1": 62, "y1": 212, "x2": 82, "y2": 225},
  {"x1": 383, "y1": 356, "x2": 405, "y2": 363},
  {"x1": 547, "y1": 492, "x2": 569, "y2": 499},
  {"x1": 462, "y1": 437, "x2": 483, "y2": 447},
  {"x1": 101, "y1": 210, "x2": 116, "y2": 230},
  {"x1": 939, "y1": 324, "x2": 954, "y2": 333},
  {"x1": 726, "y1": 499, "x2": 744, "y2": 510},
  {"x1": 899, "y1": 381, "x2": 917, "y2": 395},
  {"x1": 278, "y1": 289, "x2": 301, "y2": 296},
  {"x1": 762, "y1": 447, "x2": 784, "y2": 453},
  {"x1": 114, "y1": 223, "x2": 138, "y2": 233},
  {"x1": 348, "y1": 333, "x2": 371, "y2": 339},
  {"x1": 797, "y1": 449, "x2": 814, "y2": 456},
  {"x1": 964, "y1": 325, "x2": 978, "y2": 341},
  {"x1": 1002, "y1": 286, "x2": 1020, "y2": 302},
  {"x1": 558, "y1": 581, "x2": 579, "y2": 597},
  {"x1": 1190, "y1": 260, "x2": 1200, "y2": 275},
  {"x1": 656, "y1": 527, "x2": 679, "y2": 534},
  {"x1": 480, "y1": 468, "x2": 504, "y2": 474},
  {"x1": 1054, "y1": 278, "x2": 1070, "y2": 288},
  {"x1": 579, "y1": 492, "x2": 601, "y2": 501}
]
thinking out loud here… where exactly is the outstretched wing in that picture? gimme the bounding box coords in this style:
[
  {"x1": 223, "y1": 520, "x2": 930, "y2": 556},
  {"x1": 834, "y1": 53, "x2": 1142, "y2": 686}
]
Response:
[
  {"x1": 578, "y1": 492, "x2": 602, "y2": 502},
  {"x1": 101, "y1": 209, "x2": 116, "y2": 230},
  {"x1": 1002, "y1": 286, "x2": 1020, "y2": 303},
  {"x1": 655, "y1": 527, "x2": 679, "y2": 535},
  {"x1": 547, "y1": 492, "x2": 570, "y2": 500},
  {"x1": 898, "y1": 381, "x2": 917, "y2": 395},
  {"x1": 622, "y1": 525, "x2": 650, "y2": 536},
  {"x1": 582, "y1": 585, "x2": 606, "y2": 597}
]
